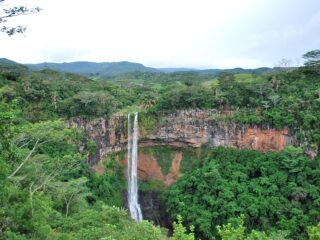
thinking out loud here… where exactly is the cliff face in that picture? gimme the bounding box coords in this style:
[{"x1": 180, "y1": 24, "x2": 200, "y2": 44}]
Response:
[
  {"x1": 142, "y1": 110, "x2": 293, "y2": 152},
  {"x1": 69, "y1": 109, "x2": 295, "y2": 166},
  {"x1": 118, "y1": 151, "x2": 182, "y2": 187},
  {"x1": 69, "y1": 116, "x2": 127, "y2": 165}
]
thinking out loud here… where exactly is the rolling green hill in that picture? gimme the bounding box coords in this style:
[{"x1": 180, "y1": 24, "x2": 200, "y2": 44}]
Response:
[
  {"x1": 25, "y1": 60, "x2": 273, "y2": 77},
  {"x1": 26, "y1": 61, "x2": 158, "y2": 77}
]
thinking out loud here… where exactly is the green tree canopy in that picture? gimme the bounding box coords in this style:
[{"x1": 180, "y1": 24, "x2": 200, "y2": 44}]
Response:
[
  {"x1": 163, "y1": 147, "x2": 320, "y2": 239},
  {"x1": 303, "y1": 50, "x2": 320, "y2": 74}
]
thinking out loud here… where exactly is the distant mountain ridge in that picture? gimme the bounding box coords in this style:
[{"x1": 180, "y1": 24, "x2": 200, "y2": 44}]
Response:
[
  {"x1": 0, "y1": 58, "x2": 29, "y2": 73},
  {"x1": 0, "y1": 58, "x2": 20, "y2": 66},
  {"x1": 0, "y1": 58, "x2": 274, "y2": 76},
  {"x1": 26, "y1": 61, "x2": 158, "y2": 77}
]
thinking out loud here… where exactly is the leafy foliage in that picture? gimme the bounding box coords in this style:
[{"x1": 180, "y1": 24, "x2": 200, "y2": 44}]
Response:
[
  {"x1": 86, "y1": 157, "x2": 125, "y2": 207},
  {"x1": 162, "y1": 147, "x2": 320, "y2": 239},
  {"x1": 171, "y1": 215, "x2": 195, "y2": 240},
  {"x1": 217, "y1": 215, "x2": 289, "y2": 240},
  {"x1": 303, "y1": 50, "x2": 320, "y2": 74},
  {"x1": 0, "y1": 99, "x2": 168, "y2": 239},
  {"x1": 48, "y1": 204, "x2": 168, "y2": 240},
  {"x1": 307, "y1": 222, "x2": 320, "y2": 240}
]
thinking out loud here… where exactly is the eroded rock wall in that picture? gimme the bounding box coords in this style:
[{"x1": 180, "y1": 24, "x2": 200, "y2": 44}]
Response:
[
  {"x1": 69, "y1": 109, "x2": 295, "y2": 166},
  {"x1": 118, "y1": 151, "x2": 183, "y2": 186},
  {"x1": 69, "y1": 116, "x2": 127, "y2": 165},
  {"x1": 142, "y1": 110, "x2": 294, "y2": 152}
]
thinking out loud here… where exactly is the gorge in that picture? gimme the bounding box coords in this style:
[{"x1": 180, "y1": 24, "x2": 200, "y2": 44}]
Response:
[
  {"x1": 69, "y1": 109, "x2": 300, "y2": 226},
  {"x1": 1, "y1": 52, "x2": 319, "y2": 239}
]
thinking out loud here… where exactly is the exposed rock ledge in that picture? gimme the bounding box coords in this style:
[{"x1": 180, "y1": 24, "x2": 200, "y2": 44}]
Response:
[
  {"x1": 117, "y1": 151, "x2": 182, "y2": 187},
  {"x1": 69, "y1": 109, "x2": 295, "y2": 166}
]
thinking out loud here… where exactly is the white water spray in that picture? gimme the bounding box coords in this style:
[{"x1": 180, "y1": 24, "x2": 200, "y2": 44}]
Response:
[{"x1": 127, "y1": 112, "x2": 143, "y2": 221}]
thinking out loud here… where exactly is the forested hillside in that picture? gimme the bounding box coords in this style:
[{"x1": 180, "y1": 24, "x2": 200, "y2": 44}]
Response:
[
  {"x1": 163, "y1": 147, "x2": 320, "y2": 239},
  {"x1": 26, "y1": 61, "x2": 157, "y2": 77},
  {"x1": 0, "y1": 64, "x2": 169, "y2": 239},
  {"x1": 5, "y1": 55, "x2": 319, "y2": 145},
  {"x1": 25, "y1": 60, "x2": 273, "y2": 77},
  {"x1": 0, "y1": 51, "x2": 319, "y2": 239}
]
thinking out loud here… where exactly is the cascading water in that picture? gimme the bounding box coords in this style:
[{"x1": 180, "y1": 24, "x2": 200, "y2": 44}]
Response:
[{"x1": 127, "y1": 112, "x2": 143, "y2": 221}]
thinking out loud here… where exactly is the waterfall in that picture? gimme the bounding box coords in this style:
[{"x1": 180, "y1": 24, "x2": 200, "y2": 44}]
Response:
[{"x1": 127, "y1": 112, "x2": 143, "y2": 221}]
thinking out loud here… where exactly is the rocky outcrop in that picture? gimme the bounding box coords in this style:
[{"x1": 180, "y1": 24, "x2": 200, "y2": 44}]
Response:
[
  {"x1": 69, "y1": 109, "x2": 295, "y2": 166},
  {"x1": 69, "y1": 116, "x2": 127, "y2": 165},
  {"x1": 138, "y1": 191, "x2": 171, "y2": 228},
  {"x1": 142, "y1": 110, "x2": 294, "y2": 151},
  {"x1": 118, "y1": 151, "x2": 183, "y2": 186},
  {"x1": 122, "y1": 191, "x2": 171, "y2": 229},
  {"x1": 120, "y1": 152, "x2": 165, "y2": 181},
  {"x1": 164, "y1": 151, "x2": 182, "y2": 187}
]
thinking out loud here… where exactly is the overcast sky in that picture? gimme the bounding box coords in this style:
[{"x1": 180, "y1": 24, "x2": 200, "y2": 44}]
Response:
[{"x1": 0, "y1": 0, "x2": 320, "y2": 68}]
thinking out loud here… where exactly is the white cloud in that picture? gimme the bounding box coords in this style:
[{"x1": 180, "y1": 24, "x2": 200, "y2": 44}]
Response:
[{"x1": 0, "y1": 0, "x2": 319, "y2": 68}]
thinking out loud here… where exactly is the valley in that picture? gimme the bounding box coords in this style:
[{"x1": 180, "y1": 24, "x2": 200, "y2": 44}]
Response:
[{"x1": 0, "y1": 53, "x2": 319, "y2": 239}]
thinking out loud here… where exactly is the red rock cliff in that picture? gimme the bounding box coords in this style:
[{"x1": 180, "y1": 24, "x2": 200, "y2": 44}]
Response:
[
  {"x1": 69, "y1": 109, "x2": 295, "y2": 166},
  {"x1": 118, "y1": 151, "x2": 183, "y2": 186}
]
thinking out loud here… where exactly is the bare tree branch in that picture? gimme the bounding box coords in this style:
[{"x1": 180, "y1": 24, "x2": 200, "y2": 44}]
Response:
[
  {"x1": 7, "y1": 139, "x2": 39, "y2": 179},
  {"x1": 0, "y1": 0, "x2": 41, "y2": 35}
]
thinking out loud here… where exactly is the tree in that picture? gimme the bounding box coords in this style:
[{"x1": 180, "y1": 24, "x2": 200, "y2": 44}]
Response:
[
  {"x1": 308, "y1": 222, "x2": 320, "y2": 240},
  {"x1": 0, "y1": 101, "x2": 14, "y2": 235},
  {"x1": 0, "y1": 0, "x2": 41, "y2": 35},
  {"x1": 303, "y1": 50, "x2": 320, "y2": 66},
  {"x1": 171, "y1": 215, "x2": 195, "y2": 240},
  {"x1": 49, "y1": 177, "x2": 89, "y2": 217},
  {"x1": 139, "y1": 92, "x2": 157, "y2": 110},
  {"x1": 217, "y1": 215, "x2": 288, "y2": 240},
  {"x1": 7, "y1": 120, "x2": 84, "y2": 216},
  {"x1": 275, "y1": 58, "x2": 295, "y2": 73},
  {"x1": 303, "y1": 50, "x2": 320, "y2": 74},
  {"x1": 268, "y1": 94, "x2": 280, "y2": 107},
  {"x1": 261, "y1": 101, "x2": 270, "y2": 111},
  {"x1": 250, "y1": 79, "x2": 272, "y2": 97},
  {"x1": 218, "y1": 72, "x2": 236, "y2": 91},
  {"x1": 63, "y1": 91, "x2": 116, "y2": 118}
]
